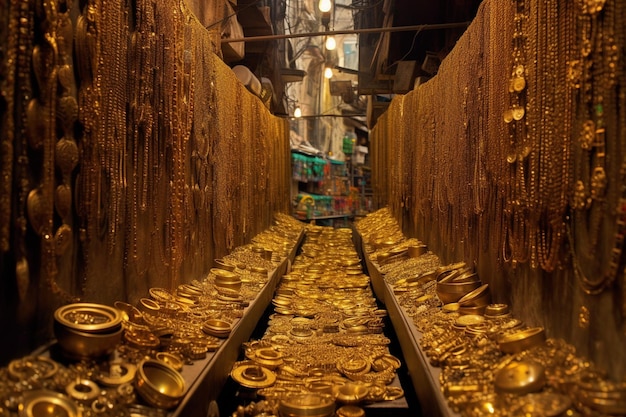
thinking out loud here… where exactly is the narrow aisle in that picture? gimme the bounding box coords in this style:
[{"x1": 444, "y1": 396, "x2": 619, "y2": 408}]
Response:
[{"x1": 216, "y1": 225, "x2": 423, "y2": 417}]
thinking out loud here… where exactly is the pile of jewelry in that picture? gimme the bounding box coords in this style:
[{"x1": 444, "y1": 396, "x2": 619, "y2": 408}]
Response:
[
  {"x1": 355, "y1": 208, "x2": 626, "y2": 416},
  {"x1": 229, "y1": 225, "x2": 404, "y2": 417}
]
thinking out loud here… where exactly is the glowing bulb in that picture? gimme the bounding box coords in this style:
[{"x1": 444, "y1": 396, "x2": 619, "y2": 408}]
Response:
[
  {"x1": 318, "y1": 0, "x2": 332, "y2": 13},
  {"x1": 325, "y1": 36, "x2": 336, "y2": 51},
  {"x1": 324, "y1": 67, "x2": 333, "y2": 79},
  {"x1": 294, "y1": 107, "x2": 302, "y2": 118}
]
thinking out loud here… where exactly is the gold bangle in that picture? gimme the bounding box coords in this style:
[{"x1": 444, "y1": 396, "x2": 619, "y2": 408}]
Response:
[
  {"x1": 66, "y1": 379, "x2": 100, "y2": 403},
  {"x1": 8, "y1": 356, "x2": 59, "y2": 381}
]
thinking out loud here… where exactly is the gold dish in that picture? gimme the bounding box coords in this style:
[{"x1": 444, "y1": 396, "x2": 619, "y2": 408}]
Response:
[
  {"x1": 231, "y1": 364, "x2": 276, "y2": 389},
  {"x1": 135, "y1": 359, "x2": 186, "y2": 409},
  {"x1": 19, "y1": 390, "x2": 81, "y2": 417},
  {"x1": 494, "y1": 360, "x2": 545, "y2": 394}
]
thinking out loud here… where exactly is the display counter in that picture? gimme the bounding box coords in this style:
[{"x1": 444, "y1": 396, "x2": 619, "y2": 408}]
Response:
[
  {"x1": 359, "y1": 233, "x2": 457, "y2": 417},
  {"x1": 172, "y1": 230, "x2": 303, "y2": 416}
]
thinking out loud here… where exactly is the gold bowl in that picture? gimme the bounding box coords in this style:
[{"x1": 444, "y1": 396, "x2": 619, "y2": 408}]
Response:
[
  {"x1": 333, "y1": 382, "x2": 370, "y2": 405},
  {"x1": 407, "y1": 244, "x2": 428, "y2": 257},
  {"x1": 212, "y1": 268, "x2": 242, "y2": 291},
  {"x1": 19, "y1": 390, "x2": 81, "y2": 417},
  {"x1": 54, "y1": 303, "x2": 122, "y2": 333},
  {"x1": 279, "y1": 393, "x2": 335, "y2": 417},
  {"x1": 135, "y1": 359, "x2": 186, "y2": 409},
  {"x1": 458, "y1": 305, "x2": 487, "y2": 316},
  {"x1": 436, "y1": 280, "x2": 482, "y2": 304},
  {"x1": 53, "y1": 321, "x2": 122, "y2": 360},
  {"x1": 201, "y1": 318, "x2": 232, "y2": 338}
]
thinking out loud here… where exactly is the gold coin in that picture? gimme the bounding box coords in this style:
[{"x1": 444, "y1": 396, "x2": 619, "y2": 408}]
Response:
[
  {"x1": 512, "y1": 106, "x2": 525, "y2": 120},
  {"x1": 513, "y1": 76, "x2": 526, "y2": 92}
]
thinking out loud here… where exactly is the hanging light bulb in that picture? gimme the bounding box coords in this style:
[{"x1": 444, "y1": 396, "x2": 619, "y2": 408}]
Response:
[
  {"x1": 294, "y1": 106, "x2": 302, "y2": 118},
  {"x1": 318, "y1": 0, "x2": 332, "y2": 13},
  {"x1": 324, "y1": 66, "x2": 333, "y2": 79},
  {"x1": 325, "y1": 36, "x2": 336, "y2": 51}
]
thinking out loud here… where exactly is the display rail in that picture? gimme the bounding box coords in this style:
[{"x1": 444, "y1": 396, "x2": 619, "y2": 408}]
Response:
[
  {"x1": 359, "y1": 232, "x2": 458, "y2": 417},
  {"x1": 171, "y1": 230, "x2": 304, "y2": 417}
]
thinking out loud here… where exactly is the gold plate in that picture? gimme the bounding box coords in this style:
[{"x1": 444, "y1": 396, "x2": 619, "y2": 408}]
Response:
[
  {"x1": 231, "y1": 365, "x2": 276, "y2": 389},
  {"x1": 19, "y1": 390, "x2": 81, "y2": 417},
  {"x1": 455, "y1": 314, "x2": 485, "y2": 327},
  {"x1": 494, "y1": 360, "x2": 545, "y2": 394}
]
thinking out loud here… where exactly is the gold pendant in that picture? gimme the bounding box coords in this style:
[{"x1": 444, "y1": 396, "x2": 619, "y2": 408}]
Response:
[{"x1": 512, "y1": 106, "x2": 525, "y2": 121}]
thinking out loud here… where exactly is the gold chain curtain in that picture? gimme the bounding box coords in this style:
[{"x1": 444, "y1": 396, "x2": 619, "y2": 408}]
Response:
[
  {"x1": 370, "y1": 0, "x2": 626, "y2": 378},
  {"x1": 0, "y1": 0, "x2": 290, "y2": 359}
]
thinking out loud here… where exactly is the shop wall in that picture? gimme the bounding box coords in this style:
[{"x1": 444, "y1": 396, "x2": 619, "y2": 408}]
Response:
[
  {"x1": 370, "y1": 0, "x2": 626, "y2": 379},
  {"x1": 0, "y1": 0, "x2": 290, "y2": 363}
]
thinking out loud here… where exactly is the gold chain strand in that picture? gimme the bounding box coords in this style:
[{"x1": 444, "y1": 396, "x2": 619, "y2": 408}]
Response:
[
  {"x1": 0, "y1": 1, "x2": 19, "y2": 253},
  {"x1": 14, "y1": 0, "x2": 35, "y2": 301}
]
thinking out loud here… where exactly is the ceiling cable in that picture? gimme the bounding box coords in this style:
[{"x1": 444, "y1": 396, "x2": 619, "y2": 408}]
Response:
[{"x1": 220, "y1": 21, "x2": 470, "y2": 43}]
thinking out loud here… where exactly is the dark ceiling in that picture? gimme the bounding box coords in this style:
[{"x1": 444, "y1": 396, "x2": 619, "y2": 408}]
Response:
[
  {"x1": 229, "y1": 0, "x2": 483, "y2": 114},
  {"x1": 355, "y1": 0, "x2": 482, "y2": 94}
]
